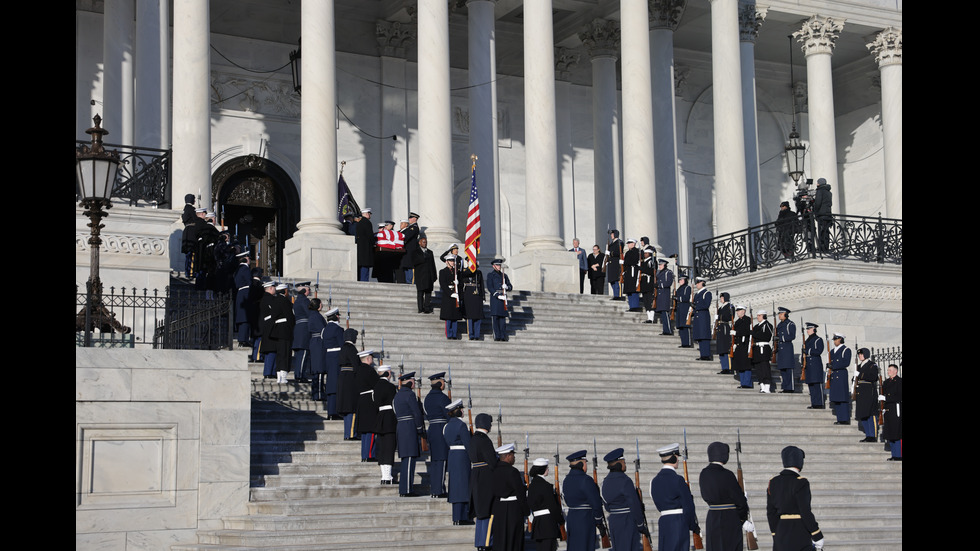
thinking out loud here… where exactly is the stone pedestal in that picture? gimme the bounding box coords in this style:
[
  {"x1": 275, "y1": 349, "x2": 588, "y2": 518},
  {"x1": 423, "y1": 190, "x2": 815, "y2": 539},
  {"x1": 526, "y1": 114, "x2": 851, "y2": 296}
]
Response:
[
  {"x1": 282, "y1": 233, "x2": 357, "y2": 281},
  {"x1": 508, "y1": 249, "x2": 580, "y2": 294}
]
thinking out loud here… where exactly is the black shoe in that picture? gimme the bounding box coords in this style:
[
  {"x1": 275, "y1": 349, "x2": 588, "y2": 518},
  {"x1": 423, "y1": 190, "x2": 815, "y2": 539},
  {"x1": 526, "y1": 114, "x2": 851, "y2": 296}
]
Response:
[
  {"x1": 643, "y1": 320, "x2": 653, "y2": 324},
  {"x1": 807, "y1": 405, "x2": 826, "y2": 409},
  {"x1": 717, "y1": 370, "x2": 732, "y2": 375},
  {"x1": 886, "y1": 457, "x2": 902, "y2": 461},
  {"x1": 834, "y1": 421, "x2": 851, "y2": 425},
  {"x1": 860, "y1": 437, "x2": 877, "y2": 442},
  {"x1": 696, "y1": 357, "x2": 712, "y2": 361},
  {"x1": 661, "y1": 333, "x2": 673, "y2": 336}
]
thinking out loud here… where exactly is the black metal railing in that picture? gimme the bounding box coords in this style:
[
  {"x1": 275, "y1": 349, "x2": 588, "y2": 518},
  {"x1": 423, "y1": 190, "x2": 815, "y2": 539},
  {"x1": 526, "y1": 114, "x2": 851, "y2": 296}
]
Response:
[
  {"x1": 76, "y1": 286, "x2": 233, "y2": 349},
  {"x1": 870, "y1": 346, "x2": 902, "y2": 369},
  {"x1": 75, "y1": 141, "x2": 172, "y2": 206},
  {"x1": 693, "y1": 213, "x2": 902, "y2": 280}
]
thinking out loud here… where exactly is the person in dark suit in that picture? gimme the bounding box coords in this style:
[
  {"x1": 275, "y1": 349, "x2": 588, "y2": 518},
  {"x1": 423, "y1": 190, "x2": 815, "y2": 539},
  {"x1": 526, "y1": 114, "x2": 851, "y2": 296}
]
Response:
[
  {"x1": 570, "y1": 238, "x2": 587, "y2": 294},
  {"x1": 412, "y1": 236, "x2": 437, "y2": 313},
  {"x1": 399, "y1": 212, "x2": 421, "y2": 283},
  {"x1": 766, "y1": 446, "x2": 824, "y2": 551},
  {"x1": 587, "y1": 245, "x2": 606, "y2": 295},
  {"x1": 881, "y1": 364, "x2": 902, "y2": 461},
  {"x1": 355, "y1": 208, "x2": 375, "y2": 281}
]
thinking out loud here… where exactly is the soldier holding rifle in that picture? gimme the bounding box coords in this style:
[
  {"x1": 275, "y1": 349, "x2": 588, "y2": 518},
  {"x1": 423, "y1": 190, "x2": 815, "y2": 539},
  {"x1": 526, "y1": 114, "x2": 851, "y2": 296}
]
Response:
[
  {"x1": 650, "y1": 443, "x2": 702, "y2": 551},
  {"x1": 528, "y1": 456, "x2": 565, "y2": 551},
  {"x1": 828, "y1": 332, "x2": 853, "y2": 425},
  {"x1": 698, "y1": 441, "x2": 754, "y2": 551},
  {"x1": 675, "y1": 273, "x2": 694, "y2": 348},
  {"x1": 774, "y1": 307, "x2": 797, "y2": 393},
  {"x1": 655, "y1": 258, "x2": 675, "y2": 335},
  {"x1": 424, "y1": 372, "x2": 451, "y2": 497},
  {"x1": 443, "y1": 399, "x2": 473, "y2": 524},
  {"x1": 766, "y1": 446, "x2": 824, "y2": 551},
  {"x1": 854, "y1": 348, "x2": 881, "y2": 443},
  {"x1": 693, "y1": 278, "x2": 714, "y2": 361},
  {"x1": 748, "y1": 309, "x2": 772, "y2": 392},
  {"x1": 601, "y1": 447, "x2": 650, "y2": 551},
  {"x1": 563, "y1": 449, "x2": 609, "y2": 551},
  {"x1": 716, "y1": 293, "x2": 736, "y2": 374},
  {"x1": 802, "y1": 323, "x2": 826, "y2": 409},
  {"x1": 469, "y1": 413, "x2": 497, "y2": 550}
]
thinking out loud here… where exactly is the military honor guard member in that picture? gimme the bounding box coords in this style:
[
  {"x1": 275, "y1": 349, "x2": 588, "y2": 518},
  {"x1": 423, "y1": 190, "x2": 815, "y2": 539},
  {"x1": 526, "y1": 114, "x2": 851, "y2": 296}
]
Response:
[
  {"x1": 655, "y1": 258, "x2": 675, "y2": 335},
  {"x1": 828, "y1": 333, "x2": 852, "y2": 425},
  {"x1": 269, "y1": 282, "x2": 295, "y2": 383},
  {"x1": 470, "y1": 413, "x2": 499, "y2": 550},
  {"x1": 699, "y1": 442, "x2": 752, "y2": 551},
  {"x1": 354, "y1": 349, "x2": 379, "y2": 460},
  {"x1": 373, "y1": 365, "x2": 398, "y2": 485},
  {"x1": 258, "y1": 280, "x2": 279, "y2": 378},
  {"x1": 766, "y1": 446, "x2": 824, "y2": 550},
  {"x1": 601, "y1": 448, "x2": 648, "y2": 551},
  {"x1": 439, "y1": 255, "x2": 463, "y2": 339},
  {"x1": 307, "y1": 299, "x2": 327, "y2": 401},
  {"x1": 854, "y1": 348, "x2": 880, "y2": 443},
  {"x1": 399, "y1": 212, "x2": 421, "y2": 284},
  {"x1": 747, "y1": 309, "x2": 771, "y2": 391},
  {"x1": 320, "y1": 307, "x2": 344, "y2": 418},
  {"x1": 461, "y1": 259, "x2": 486, "y2": 340},
  {"x1": 606, "y1": 229, "x2": 624, "y2": 300},
  {"x1": 393, "y1": 372, "x2": 425, "y2": 496},
  {"x1": 443, "y1": 399, "x2": 473, "y2": 523},
  {"x1": 487, "y1": 259, "x2": 512, "y2": 341},
  {"x1": 802, "y1": 323, "x2": 826, "y2": 409},
  {"x1": 774, "y1": 307, "x2": 797, "y2": 393},
  {"x1": 490, "y1": 443, "x2": 531, "y2": 551},
  {"x1": 623, "y1": 239, "x2": 642, "y2": 312},
  {"x1": 716, "y1": 293, "x2": 735, "y2": 373},
  {"x1": 731, "y1": 306, "x2": 752, "y2": 386},
  {"x1": 291, "y1": 282, "x2": 313, "y2": 383},
  {"x1": 424, "y1": 372, "x2": 452, "y2": 497},
  {"x1": 650, "y1": 444, "x2": 702, "y2": 551},
  {"x1": 527, "y1": 457, "x2": 564, "y2": 551},
  {"x1": 693, "y1": 278, "x2": 714, "y2": 360},
  {"x1": 337, "y1": 328, "x2": 361, "y2": 439},
  {"x1": 233, "y1": 252, "x2": 251, "y2": 346},
  {"x1": 880, "y1": 364, "x2": 902, "y2": 461},
  {"x1": 562, "y1": 449, "x2": 607, "y2": 551},
  {"x1": 640, "y1": 247, "x2": 658, "y2": 324},
  {"x1": 675, "y1": 273, "x2": 694, "y2": 348}
]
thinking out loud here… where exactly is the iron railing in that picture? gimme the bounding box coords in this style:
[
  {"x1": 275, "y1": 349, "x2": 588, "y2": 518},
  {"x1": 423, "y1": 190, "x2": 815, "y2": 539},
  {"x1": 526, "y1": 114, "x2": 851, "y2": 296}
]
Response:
[
  {"x1": 692, "y1": 213, "x2": 901, "y2": 280},
  {"x1": 76, "y1": 285, "x2": 233, "y2": 349},
  {"x1": 870, "y1": 346, "x2": 902, "y2": 369},
  {"x1": 75, "y1": 141, "x2": 172, "y2": 206}
]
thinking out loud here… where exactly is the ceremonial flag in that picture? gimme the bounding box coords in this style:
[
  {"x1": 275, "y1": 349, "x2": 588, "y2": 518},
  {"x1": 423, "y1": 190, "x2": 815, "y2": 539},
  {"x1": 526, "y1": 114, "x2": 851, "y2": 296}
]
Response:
[
  {"x1": 464, "y1": 156, "x2": 480, "y2": 272},
  {"x1": 337, "y1": 173, "x2": 361, "y2": 223}
]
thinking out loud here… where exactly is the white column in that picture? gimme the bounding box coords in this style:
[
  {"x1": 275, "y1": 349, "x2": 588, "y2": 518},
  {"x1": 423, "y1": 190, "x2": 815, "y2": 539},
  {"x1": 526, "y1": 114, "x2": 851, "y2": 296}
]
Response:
[
  {"x1": 579, "y1": 19, "x2": 621, "y2": 244},
  {"x1": 621, "y1": 0, "x2": 657, "y2": 245},
  {"x1": 708, "y1": 0, "x2": 749, "y2": 235},
  {"x1": 795, "y1": 16, "x2": 844, "y2": 209},
  {"x1": 172, "y1": 0, "x2": 211, "y2": 207},
  {"x1": 377, "y1": 19, "x2": 416, "y2": 221},
  {"x1": 103, "y1": 0, "x2": 134, "y2": 146},
  {"x1": 510, "y1": 0, "x2": 578, "y2": 292},
  {"x1": 467, "y1": 0, "x2": 500, "y2": 262},
  {"x1": 738, "y1": 2, "x2": 764, "y2": 225},
  {"x1": 867, "y1": 27, "x2": 902, "y2": 220},
  {"x1": 283, "y1": 0, "x2": 356, "y2": 280},
  {"x1": 135, "y1": 0, "x2": 169, "y2": 150},
  {"x1": 417, "y1": 0, "x2": 458, "y2": 248},
  {"x1": 648, "y1": 0, "x2": 686, "y2": 253},
  {"x1": 555, "y1": 47, "x2": 580, "y2": 245}
]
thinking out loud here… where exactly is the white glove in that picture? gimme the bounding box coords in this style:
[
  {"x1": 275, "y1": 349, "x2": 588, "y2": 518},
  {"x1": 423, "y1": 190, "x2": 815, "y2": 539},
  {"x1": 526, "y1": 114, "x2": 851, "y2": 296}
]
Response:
[
  {"x1": 742, "y1": 520, "x2": 755, "y2": 533},
  {"x1": 713, "y1": 315, "x2": 718, "y2": 322},
  {"x1": 878, "y1": 394, "x2": 886, "y2": 401},
  {"x1": 730, "y1": 330, "x2": 737, "y2": 336},
  {"x1": 619, "y1": 260, "x2": 624, "y2": 264},
  {"x1": 502, "y1": 284, "x2": 508, "y2": 291},
  {"x1": 813, "y1": 538, "x2": 825, "y2": 549},
  {"x1": 451, "y1": 293, "x2": 458, "y2": 299}
]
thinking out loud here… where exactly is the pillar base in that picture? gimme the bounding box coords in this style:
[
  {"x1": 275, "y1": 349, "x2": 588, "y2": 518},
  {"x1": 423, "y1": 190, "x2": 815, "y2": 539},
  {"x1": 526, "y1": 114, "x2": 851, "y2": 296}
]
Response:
[
  {"x1": 508, "y1": 248, "x2": 579, "y2": 294},
  {"x1": 282, "y1": 230, "x2": 357, "y2": 281}
]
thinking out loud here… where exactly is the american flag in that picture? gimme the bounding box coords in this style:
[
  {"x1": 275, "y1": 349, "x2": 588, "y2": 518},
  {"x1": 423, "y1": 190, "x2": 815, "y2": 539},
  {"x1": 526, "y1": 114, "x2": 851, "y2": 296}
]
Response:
[{"x1": 464, "y1": 156, "x2": 480, "y2": 272}]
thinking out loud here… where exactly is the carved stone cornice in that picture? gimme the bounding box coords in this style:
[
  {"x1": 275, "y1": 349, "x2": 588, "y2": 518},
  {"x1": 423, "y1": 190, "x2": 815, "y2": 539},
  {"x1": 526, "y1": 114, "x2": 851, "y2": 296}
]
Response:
[
  {"x1": 579, "y1": 19, "x2": 620, "y2": 60},
  {"x1": 867, "y1": 27, "x2": 902, "y2": 68},
  {"x1": 210, "y1": 71, "x2": 300, "y2": 118},
  {"x1": 376, "y1": 19, "x2": 417, "y2": 58},
  {"x1": 76, "y1": 232, "x2": 168, "y2": 256},
  {"x1": 794, "y1": 16, "x2": 845, "y2": 57},
  {"x1": 648, "y1": 0, "x2": 686, "y2": 32},
  {"x1": 738, "y1": 2, "x2": 766, "y2": 43},
  {"x1": 554, "y1": 47, "x2": 580, "y2": 81}
]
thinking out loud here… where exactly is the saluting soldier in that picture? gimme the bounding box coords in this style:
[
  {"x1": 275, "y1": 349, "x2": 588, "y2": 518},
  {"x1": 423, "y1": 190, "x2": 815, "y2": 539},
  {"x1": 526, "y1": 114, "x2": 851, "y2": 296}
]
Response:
[
  {"x1": 470, "y1": 413, "x2": 498, "y2": 550},
  {"x1": 693, "y1": 278, "x2": 714, "y2": 361},
  {"x1": 563, "y1": 449, "x2": 607, "y2": 551},
  {"x1": 766, "y1": 446, "x2": 824, "y2": 551},
  {"x1": 828, "y1": 333, "x2": 852, "y2": 425},
  {"x1": 623, "y1": 239, "x2": 642, "y2": 312},
  {"x1": 650, "y1": 444, "x2": 701, "y2": 551},
  {"x1": 716, "y1": 293, "x2": 736, "y2": 374},
  {"x1": 443, "y1": 400, "x2": 473, "y2": 524},
  {"x1": 881, "y1": 364, "x2": 902, "y2": 461},
  {"x1": 731, "y1": 306, "x2": 753, "y2": 387},
  {"x1": 802, "y1": 323, "x2": 826, "y2": 409},
  {"x1": 424, "y1": 372, "x2": 452, "y2": 497},
  {"x1": 373, "y1": 365, "x2": 398, "y2": 485},
  {"x1": 393, "y1": 372, "x2": 425, "y2": 496},
  {"x1": 487, "y1": 259, "x2": 512, "y2": 341},
  {"x1": 698, "y1": 442, "x2": 752, "y2": 551},
  {"x1": 601, "y1": 448, "x2": 648, "y2": 551},
  {"x1": 491, "y1": 443, "x2": 530, "y2": 551},
  {"x1": 606, "y1": 229, "x2": 624, "y2": 300},
  {"x1": 640, "y1": 247, "x2": 658, "y2": 325},
  {"x1": 527, "y1": 457, "x2": 564, "y2": 551},
  {"x1": 748, "y1": 310, "x2": 772, "y2": 391},
  {"x1": 774, "y1": 307, "x2": 797, "y2": 393},
  {"x1": 674, "y1": 273, "x2": 694, "y2": 348},
  {"x1": 655, "y1": 258, "x2": 675, "y2": 335},
  {"x1": 854, "y1": 348, "x2": 880, "y2": 443}
]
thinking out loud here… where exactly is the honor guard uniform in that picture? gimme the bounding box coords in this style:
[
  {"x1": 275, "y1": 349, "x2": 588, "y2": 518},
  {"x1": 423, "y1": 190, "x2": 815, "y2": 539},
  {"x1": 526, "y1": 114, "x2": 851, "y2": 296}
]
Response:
[
  {"x1": 650, "y1": 444, "x2": 701, "y2": 551},
  {"x1": 881, "y1": 364, "x2": 902, "y2": 460},
  {"x1": 487, "y1": 259, "x2": 512, "y2": 341},
  {"x1": 562, "y1": 449, "x2": 607, "y2": 551},
  {"x1": 675, "y1": 273, "x2": 694, "y2": 348},
  {"x1": 601, "y1": 448, "x2": 648, "y2": 551},
  {"x1": 460, "y1": 259, "x2": 486, "y2": 340},
  {"x1": 623, "y1": 239, "x2": 642, "y2": 311},
  {"x1": 766, "y1": 446, "x2": 824, "y2": 551},
  {"x1": 269, "y1": 283, "x2": 295, "y2": 383},
  {"x1": 731, "y1": 306, "x2": 752, "y2": 387},
  {"x1": 337, "y1": 329, "x2": 361, "y2": 439},
  {"x1": 640, "y1": 247, "x2": 658, "y2": 324},
  {"x1": 802, "y1": 323, "x2": 826, "y2": 409},
  {"x1": 748, "y1": 310, "x2": 772, "y2": 391},
  {"x1": 527, "y1": 458, "x2": 564, "y2": 551},
  {"x1": 307, "y1": 300, "x2": 327, "y2": 401},
  {"x1": 469, "y1": 413, "x2": 498, "y2": 550},
  {"x1": 354, "y1": 350, "x2": 379, "y2": 460},
  {"x1": 717, "y1": 293, "x2": 736, "y2": 374},
  {"x1": 854, "y1": 348, "x2": 880, "y2": 442},
  {"x1": 439, "y1": 255, "x2": 463, "y2": 339},
  {"x1": 291, "y1": 282, "x2": 312, "y2": 383},
  {"x1": 606, "y1": 229, "x2": 624, "y2": 300},
  {"x1": 424, "y1": 372, "x2": 452, "y2": 497},
  {"x1": 828, "y1": 333, "x2": 852, "y2": 425},
  {"x1": 698, "y1": 442, "x2": 752, "y2": 551},
  {"x1": 655, "y1": 258, "x2": 675, "y2": 335},
  {"x1": 693, "y1": 278, "x2": 714, "y2": 360},
  {"x1": 258, "y1": 280, "x2": 279, "y2": 378},
  {"x1": 444, "y1": 400, "x2": 473, "y2": 523},
  {"x1": 320, "y1": 307, "x2": 344, "y2": 417},
  {"x1": 233, "y1": 252, "x2": 251, "y2": 345},
  {"x1": 373, "y1": 365, "x2": 398, "y2": 485},
  {"x1": 490, "y1": 443, "x2": 530, "y2": 551},
  {"x1": 400, "y1": 212, "x2": 421, "y2": 284},
  {"x1": 393, "y1": 372, "x2": 425, "y2": 495},
  {"x1": 774, "y1": 307, "x2": 797, "y2": 393}
]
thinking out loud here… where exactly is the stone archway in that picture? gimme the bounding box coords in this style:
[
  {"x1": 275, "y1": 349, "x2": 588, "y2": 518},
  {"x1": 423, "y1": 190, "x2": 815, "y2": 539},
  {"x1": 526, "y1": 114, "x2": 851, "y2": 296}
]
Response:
[{"x1": 212, "y1": 155, "x2": 300, "y2": 277}]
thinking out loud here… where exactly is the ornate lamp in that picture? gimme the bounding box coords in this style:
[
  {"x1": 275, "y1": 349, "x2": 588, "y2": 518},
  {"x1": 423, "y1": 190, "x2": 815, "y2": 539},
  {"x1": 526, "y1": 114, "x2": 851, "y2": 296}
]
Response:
[
  {"x1": 784, "y1": 35, "x2": 807, "y2": 185},
  {"x1": 289, "y1": 38, "x2": 301, "y2": 95}
]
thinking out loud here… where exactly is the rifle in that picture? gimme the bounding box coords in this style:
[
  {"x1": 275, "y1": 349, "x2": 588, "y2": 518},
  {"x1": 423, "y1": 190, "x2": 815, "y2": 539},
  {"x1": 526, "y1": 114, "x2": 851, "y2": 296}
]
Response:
[
  {"x1": 524, "y1": 433, "x2": 532, "y2": 532},
  {"x1": 669, "y1": 258, "x2": 677, "y2": 322},
  {"x1": 747, "y1": 306, "x2": 755, "y2": 360},
  {"x1": 346, "y1": 298, "x2": 350, "y2": 330},
  {"x1": 601, "y1": 224, "x2": 611, "y2": 273},
  {"x1": 851, "y1": 340, "x2": 860, "y2": 401},
  {"x1": 592, "y1": 438, "x2": 612, "y2": 549},
  {"x1": 728, "y1": 304, "x2": 737, "y2": 359},
  {"x1": 799, "y1": 318, "x2": 807, "y2": 381},
  {"x1": 712, "y1": 291, "x2": 721, "y2": 339},
  {"x1": 467, "y1": 384, "x2": 474, "y2": 435},
  {"x1": 554, "y1": 442, "x2": 568, "y2": 541},
  {"x1": 682, "y1": 430, "x2": 704, "y2": 550},
  {"x1": 685, "y1": 284, "x2": 695, "y2": 326},
  {"x1": 770, "y1": 301, "x2": 779, "y2": 363},
  {"x1": 735, "y1": 429, "x2": 760, "y2": 550},
  {"x1": 446, "y1": 363, "x2": 454, "y2": 401},
  {"x1": 360, "y1": 321, "x2": 365, "y2": 352},
  {"x1": 634, "y1": 439, "x2": 654, "y2": 551},
  {"x1": 315, "y1": 273, "x2": 319, "y2": 299},
  {"x1": 417, "y1": 365, "x2": 428, "y2": 452},
  {"x1": 496, "y1": 404, "x2": 503, "y2": 447},
  {"x1": 876, "y1": 353, "x2": 885, "y2": 428},
  {"x1": 824, "y1": 326, "x2": 832, "y2": 390}
]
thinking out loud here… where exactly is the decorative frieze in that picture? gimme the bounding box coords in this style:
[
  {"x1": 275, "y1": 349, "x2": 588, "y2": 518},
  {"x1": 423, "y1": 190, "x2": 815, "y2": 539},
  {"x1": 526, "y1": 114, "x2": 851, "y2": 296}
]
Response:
[
  {"x1": 76, "y1": 233, "x2": 168, "y2": 256},
  {"x1": 210, "y1": 71, "x2": 300, "y2": 118}
]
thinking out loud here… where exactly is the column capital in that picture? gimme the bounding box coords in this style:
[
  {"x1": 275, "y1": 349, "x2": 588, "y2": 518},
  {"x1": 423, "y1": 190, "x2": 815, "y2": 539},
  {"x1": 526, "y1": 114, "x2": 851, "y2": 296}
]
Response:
[
  {"x1": 376, "y1": 19, "x2": 417, "y2": 57},
  {"x1": 554, "y1": 47, "x2": 580, "y2": 81},
  {"x1": 867, "y1": 27, "x2": 902, "y2": 68},
  {"x1": 648, "y1": 0, "x2": 686, "y2": 31},
  {"x1": 738, "y1": 2, "x2": 766, "y2": 43},
  {"x1": 794, "y1": 16, "x2": 845, "y2": 56},
  {"x1": 579, "y1": 19, "x2": 620, "y2": 60}
]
